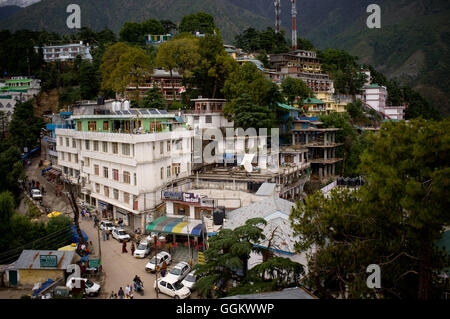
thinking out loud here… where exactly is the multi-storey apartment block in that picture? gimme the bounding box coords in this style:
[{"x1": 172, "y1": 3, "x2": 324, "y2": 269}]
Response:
[
  {"x1": 55, "y1": 109, "x2": 195, "y2": 230},
  {"x1": 34, "y1": 42, "x2": 93, "y2": 62},
  {"x1": 0, "y1": 76, "x2": 41, "y2": 120}
]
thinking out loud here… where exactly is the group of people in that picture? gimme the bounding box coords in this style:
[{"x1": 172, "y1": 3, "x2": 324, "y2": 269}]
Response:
[
  {"x1": 121, "y1": 240, "x2": 135, "y2": 256},
  {"x1": 110, "y1": 276, "x2": 143, "y2": 299}
]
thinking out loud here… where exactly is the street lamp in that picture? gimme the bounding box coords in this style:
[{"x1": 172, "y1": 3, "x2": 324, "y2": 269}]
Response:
[{"x1": 184, "y1": 215, "x2": 192, "y2": 265}]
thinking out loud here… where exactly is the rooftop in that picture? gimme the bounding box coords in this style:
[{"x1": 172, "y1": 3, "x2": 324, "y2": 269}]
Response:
[
  {"x1": 222, "y1": 287, "x2": 317, "y2": 299},
  {"x1": 14, "y1": 250, "x2": 76, "y2": 270}
]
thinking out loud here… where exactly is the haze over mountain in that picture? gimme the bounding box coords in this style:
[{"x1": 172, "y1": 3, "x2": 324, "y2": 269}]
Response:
[
  {"x1": 0, "y1": 0, "x2": 448, "y2": 114},
  {"x1": 0, "y1": 0, "x2": 40, "y2": 7}
]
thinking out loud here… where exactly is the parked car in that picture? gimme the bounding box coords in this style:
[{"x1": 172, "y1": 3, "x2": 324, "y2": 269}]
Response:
[
  {"x1": 165, "y1": 261, "x2": 191, "y2": 282},
  {"x1": 181, "y1": 270, "x2": 197, "y2": 290},
  {"x1": 145, "y1": 251, "x2": 171, "y2": 273},
  {"x1": 99, "y1": 220, "x2": 114, "y2": 232},
  {"x1": 134, "y1": 239, "x2": 151, "y2": 258},
  {"x1": 31, "y1": 189, "x2": 42, "y2": 200},
  {"x1": 154, "y1": 277, "x2": 191, "y2": 299},
  {"x1": 66, "y1": 277, "x2": 101, "y2": 297},
  {"x1": 111, "y1": 228, "x2": 130, "y2": 242}
]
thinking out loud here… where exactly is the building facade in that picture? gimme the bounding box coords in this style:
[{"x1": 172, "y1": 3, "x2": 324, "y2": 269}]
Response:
[
  {"x1": 34, "y1": 42, "x2": 93, "y2": 62},
  {"x1": 55, "y1": 109, "x2": 195, "y2": 230}
]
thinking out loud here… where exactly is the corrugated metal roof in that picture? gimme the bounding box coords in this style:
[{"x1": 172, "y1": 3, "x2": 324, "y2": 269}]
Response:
[
  {"x1": 255, "y1": 183, "x2": 276, "y2": 196},
  {"x1": 222, "y1": 287, "x2": 316, "y2": 299},
  {"x1": 223, "y1": 197, "x2": 298, "y2": 254},
  {"x1": 14, "y1": 250, "x2": 76, "y2": 270}
]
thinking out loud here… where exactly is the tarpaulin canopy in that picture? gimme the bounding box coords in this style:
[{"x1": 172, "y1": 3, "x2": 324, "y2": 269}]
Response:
[
  {"x1": 146, "y1": 216, "x2": 203, "y2": 236},
  {"x1": 71, "y1": 225, "x2": 88, "y2": 244}
]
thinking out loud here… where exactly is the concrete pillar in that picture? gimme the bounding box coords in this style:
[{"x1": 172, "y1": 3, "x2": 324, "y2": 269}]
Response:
[
  {"x1": 319, "y1": 167, "x2": 323, "y2": 180},
  {"x1": 332, "y1": 164, "x2": 335, "y2": 175},
  {"x1": 292, "y1": 133, "x2": 295, "y2": 145},
  {"x1": 324, "y1": 148, "x2": 327, "y2": 160},
  {"x1": 306, "y1": 133, "x2": 309, "y2": 144}
]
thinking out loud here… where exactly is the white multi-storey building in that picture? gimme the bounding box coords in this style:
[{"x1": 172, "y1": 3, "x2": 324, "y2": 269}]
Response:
[
  {"x1": 55, "y1": 109, "x2": 195, "y2": 230},
  {"x1": 34, "y1": 41, "x2": 93, "y2": 63}
]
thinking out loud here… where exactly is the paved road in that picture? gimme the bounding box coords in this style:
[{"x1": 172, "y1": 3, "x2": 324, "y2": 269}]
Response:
[{"x1": 25, "y1": 157, "x2": 198, "y2": 299}]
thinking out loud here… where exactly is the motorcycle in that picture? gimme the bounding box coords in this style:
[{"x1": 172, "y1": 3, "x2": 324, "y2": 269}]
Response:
[{"x1": 134, "y1": 281, "x2": 144, "y2": 296}]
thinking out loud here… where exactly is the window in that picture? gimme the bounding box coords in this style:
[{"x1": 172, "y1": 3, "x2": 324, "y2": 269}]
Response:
[
  {"x1": 61, "y1": 152, "x2": 65, "y2": 161},
  {"x1": 123, "y1": 192, "x2": 130, "y2": 204},
  {"x1": 205, "y1": 115, "x2": 212, "y2": 123},
  {"x1": 174, "y1": 203, "x2": 189, "y2": 216},
  {"x1": 112, "y1": 142, "x2": 118, "y2": 154},
  {"x1": 152, "y1": 142, "x2": 155, "y2": 151},
  {"x1": 93, "y1": 140, "x2": 99, "y2": 151},
  {"x1": 134, "y1": 173, "x2": 137, "y2": 185},
  {"x1": 193, "y1": 115, "x2": 199, "y2": 122},
  {"x1": 59, "y1": 137, "x2": 63, "y2": 145},
  {"x1": 172, "y1": 163, "x2": 181, "y2": 176},
  {"x1": 103, "y1": 167, "x2": 108, "y2": 178},
  {"x1": 113, "y1": 169, "x2": 119, "y2": 181},
  {"x1": 88, "y1": 121, "x2": 97, "y2": 131},
  {"x1": 94, "y1": 164, "x2": 99, "y2": 176},
  {"x1": 68, "y1": 153, "x2": 71, "y2": 162},
  {"x1": 102, "y1": 141, "x2": 108, "y2": 153},
  {"x1": 77, "y1": 122, "x2": 82, "y2": 131},
  {"x1": 123, "y1": 171, "x2": 130, "y2": 184},
  {"x1": 104, "y1": 186, "x2": 109, "y2": 197},
  {"x1": 103, "y1": 121, "x2": 109, "y2": 131},
  {"x1": 65, "y1": 138, "x2": 69, "y2": 147},
  {"x1": 167, "y1": 166, "x2": 171, "y2": 178},
  {"x1": 160, "y1": 167, "x2": 164, "y2": 179},
  {"x1": 113, "y1": 189, "x2": 119, "y2": 200},
  {"x1": 160, "y1": 142, "x2": 164, "y2": 154},
  {"x1": 85, "y1": 158, "x2": 90, "y2": 167},
  {"x1": 95, "y1": 183, "x2": 100, "y2": 193},
  {"x1": 167, "y1": 141, "x2": 171, "y2": 152},
  {"x1": 85, "y1": 140, "x2": 90, "y2": 150},
  {"x1": 72, "y1": 139, "x2": 76, "y2": 148},
  {"x1": 122, "y1": 143, "x2": 130, "y2": 156}
]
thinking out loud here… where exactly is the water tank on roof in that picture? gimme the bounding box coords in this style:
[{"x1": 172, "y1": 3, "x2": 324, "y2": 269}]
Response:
[
  {"x1": 97, "y1": 96, "x2": 104, "y2": 105},
  {"x1": 123, "y1": 100, "x2": 130, "y2": 110},
  {"x1": 213, "y1": 207, "x2": 225, "y2": 225}
]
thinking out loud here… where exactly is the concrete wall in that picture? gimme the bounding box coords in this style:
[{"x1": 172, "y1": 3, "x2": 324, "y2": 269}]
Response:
[{"x1": 17, "y1": 269, "x2": 65, "y2": 286}]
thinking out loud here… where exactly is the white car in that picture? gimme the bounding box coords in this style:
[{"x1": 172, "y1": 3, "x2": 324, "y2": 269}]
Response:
[
  {"x1": 99, "y1": 220, "x2": 114, "y2": 232},
  {"x1": 111, "y1": 228, "x2": 130, "y2": 242},
  {"x1": 145, "y1": 251, "x2": 171, "y2": 273},
  {"x1": 66, "y1": 277, "x2": 101, "y2": 297},
  {"x1": 134, "y1": 240, "x2": 151, "y2": 258},
  {"x1": 165, "y1": 261, "x2": 191, "y2": 283},
  {"x1": 181, "y1": 271, "x2": 197, "y2": 290},
  {"x1": 146, "y1": 233, "x2": 166, "y2": 243},
  {"x1": 154, "y1": 277, "x2": 191, "y2": 299},
  {"x1": 31, "y1": 189, "x2": 42, "y2": 200}
]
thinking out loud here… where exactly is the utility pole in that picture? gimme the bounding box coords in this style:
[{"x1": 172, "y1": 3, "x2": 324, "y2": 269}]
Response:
[{"x1": 154, "y1": 234, "x2": 159, "y2": 298}]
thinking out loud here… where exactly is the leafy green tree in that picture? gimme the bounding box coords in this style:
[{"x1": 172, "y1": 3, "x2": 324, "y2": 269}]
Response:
[
  {"x1": 281, "y1": 77, "x2": 312, "y2": 106},
  {"x1": 79, "y1": 61, "x2": 100, "y2": 100},
  {"x1": 110, "y1": 47, "x2": 153, "y2": 99},
  {"x1": 231, "y1": 94, "x2": 275, "y2": 130},
  {"x1": 234, "y1": 27, "x2": 289, "y2": 54},
  {"x1": 291, "y1": 119, "x2": 450, "y2": 299},
  {"x1": 297, "y1": 38, "x2": 316, "y2": 51},
  {"x1": 139, "y1": 88, "x2": 166, "y2": 109},
  {"x1": 119, "y1": 22, "x2": 143, "y2": 44},
  {"x1": 159, "y1": 19, "x2": 177, "y2": 34},
  {"x1": 194, "y1": 218, "x2": 267, "y2": 298},
  {"x1": 193, "y1": 34, "x2": 236, "y2": 98},
  {"x1": 179, "y1": 12, "x2": 216, "y2": 35},
  {"x1": 100, "y1": 42, "x2": 132, "y2": 92},
  {"x1": 141, "y1": 19, "x2": 166, "y2": 36}
]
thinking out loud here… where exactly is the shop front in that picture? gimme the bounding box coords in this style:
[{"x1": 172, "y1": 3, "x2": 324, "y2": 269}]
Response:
[{"x1": 98, "y1": 200, "x2": 113, "y2": 219}]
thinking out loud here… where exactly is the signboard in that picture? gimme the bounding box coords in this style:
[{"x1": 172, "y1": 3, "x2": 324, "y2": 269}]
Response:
[
  {"x1": 163, "y1": 191, "x2": 200, "y2": 204},
  {"x1": 88, "y1": 259, "x2": 100, "y2": 268},
  {"x1": 198, "y1": 252, "x2": 205, "y2": 264},
  {"x1": 163, "y1": 191, "x2": 183, "y2": 201},
  {"x1": 183, "y1": 192, "x2": 200, "y2": 204},
  {"x1": 40, "y1": 255, "x2": 58, "y2": 267}
]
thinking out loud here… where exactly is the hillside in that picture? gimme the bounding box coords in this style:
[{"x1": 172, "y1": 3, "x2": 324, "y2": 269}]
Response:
[
  {"x1": 0, "y1": 0, "x2": 272, "y2": 43},
  {"x1": 0, "y1": 5, "x2": 20, "y2": 21},
  {"x1": 0, "y1": 0, "x2": 449, "y2": 115}
]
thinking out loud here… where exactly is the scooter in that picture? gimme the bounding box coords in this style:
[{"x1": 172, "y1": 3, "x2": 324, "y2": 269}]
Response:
[{"x1": 134, "y1": 281, "x2": 144, "y2": 296}]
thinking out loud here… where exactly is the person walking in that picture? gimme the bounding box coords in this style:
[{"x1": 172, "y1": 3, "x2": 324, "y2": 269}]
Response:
[
  {"x1": 118, "y1": 287, "x2": 124, "y2": 299},
  {"x1": 130, "y1": 242, "x2": 135, "y2": 256},
  {"x1": 122, "y1": 241, "x2": 128, "y2": 253},
  {"x1": 125, "y1": 284, "x2": 132, "y2": 298},
  {"x1": 102, "y1": 229, "x2": 106, "y2": 241},
  {"x1": 161, "y1": 260, "x2": 167, "y2": 277},
  {"x1": 109, "y1": 291, "x2": 116, "y2": 299},
  {"x1": 106, "y1": 229, "x2": 110, "y2": 240}
]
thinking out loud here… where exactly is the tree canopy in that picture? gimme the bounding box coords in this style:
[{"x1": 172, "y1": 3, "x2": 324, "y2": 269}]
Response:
[{"x1": 179, "y1": 12, "x2": 216, "y2": 35}]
